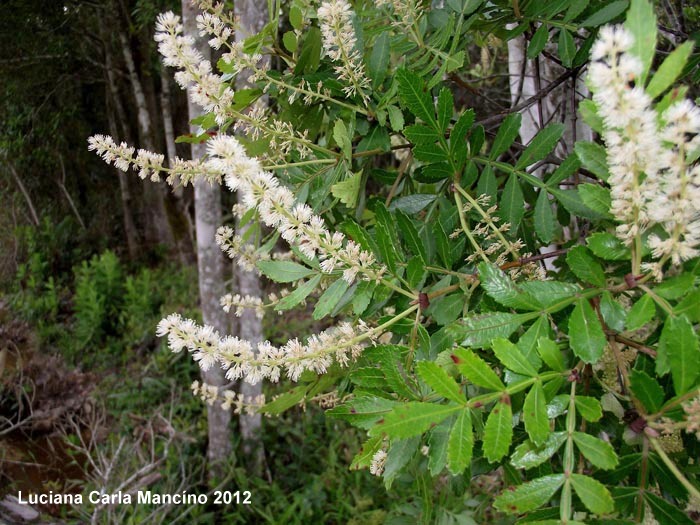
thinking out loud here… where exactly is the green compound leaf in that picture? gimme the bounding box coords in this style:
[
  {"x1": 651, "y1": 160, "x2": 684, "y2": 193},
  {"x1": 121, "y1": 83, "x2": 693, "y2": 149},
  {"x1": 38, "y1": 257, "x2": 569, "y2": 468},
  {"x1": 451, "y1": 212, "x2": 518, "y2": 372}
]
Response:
[
  {"x1": 566, "y1": 245, "x2": 606, "y2": 287},
  {"x1": 523, "y1": 381, "x2": 550, "y2": 446},
  {"x1": 483, "y1": 399, "x2": 513, "y2": 462},
  {"x1": 451, "y1": 348, "x2": 505, "y2": 391},
  {"x1": 570, "y1": 474, "x2": 614, "y2": 514},
  {"x1": 510, "y1": 431, "x2": 567, "y2": 470},
  {"x1": 492, "y1": 337, "x2": 538, "y2": 376},
  {"x1": 416, "y1": 361, "x2": 464, "y2": 404},
  {"x1": 494, "y1": 474, "x2": 564, "y2": 514},
  {"x1": 447, "y1": 408, "x2": 474, "y2": 475},
  {"x1": 568, "y1": 298, "x2": 606, "y2": 364},
  {"x1": 572, "y1": 432, "x2": 619, "y2": 470},
  {"x1": 369, "y1": 402, "x2": 461, "y2": 439},
  {"x1": 257, "y1": 260, "x2": 315, "y2": 283}
]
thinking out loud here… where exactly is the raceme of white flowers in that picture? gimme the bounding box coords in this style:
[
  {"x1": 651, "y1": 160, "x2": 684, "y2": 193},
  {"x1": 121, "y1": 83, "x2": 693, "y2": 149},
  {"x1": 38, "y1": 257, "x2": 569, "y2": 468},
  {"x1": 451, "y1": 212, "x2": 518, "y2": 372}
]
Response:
[
  {"x1": 158, "y1": 313, "x2": 372, "y2": 384},
  {"x1": 588, "y1": 25, "x2": 700, "y2": 270},
  {"x1": 317, "y1": 0, "x2": 371, "y2": 103}
]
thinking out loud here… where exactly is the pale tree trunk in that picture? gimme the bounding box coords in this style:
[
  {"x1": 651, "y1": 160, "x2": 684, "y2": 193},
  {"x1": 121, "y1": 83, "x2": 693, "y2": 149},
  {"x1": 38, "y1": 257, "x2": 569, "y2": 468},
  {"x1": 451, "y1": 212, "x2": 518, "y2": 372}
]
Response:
[
  {"x1": 103, "y1": 31, "x2": 139, "y2": 260},
  {"x1": 182, "y1": 0, "x2": 233, "y2": 483},
  {"x1": 235, "y1": 0, "x2": 268, "y2": 476},
  {"x1": 118, "y1": 29, "x2": 175, "y2": 250},
  {"x1": 160, "y1": 67, "x2": 197, "y2": 265},
  {"x1": 507, "y1": 29, "x2": 592, "y2": 267}
]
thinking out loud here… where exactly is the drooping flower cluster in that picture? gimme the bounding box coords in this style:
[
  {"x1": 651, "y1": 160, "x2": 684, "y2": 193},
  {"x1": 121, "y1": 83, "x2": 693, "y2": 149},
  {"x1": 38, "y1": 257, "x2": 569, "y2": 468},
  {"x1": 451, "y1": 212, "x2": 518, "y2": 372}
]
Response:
[
  {"x1": 191, "y1": 380, "x2": 266, "y2": 414},
  {"x1": 158, "y1": 313, "x2": 373, "y2": 384},
  {"x1": 588, "y1": 26, "x2": 700, "y2": 269},
  {"x1": 155, "y1": 12, "x2": 235, "y2": 125},
  {"x1": 317, "y1": 0, "x2": 370, "y2": 103}
]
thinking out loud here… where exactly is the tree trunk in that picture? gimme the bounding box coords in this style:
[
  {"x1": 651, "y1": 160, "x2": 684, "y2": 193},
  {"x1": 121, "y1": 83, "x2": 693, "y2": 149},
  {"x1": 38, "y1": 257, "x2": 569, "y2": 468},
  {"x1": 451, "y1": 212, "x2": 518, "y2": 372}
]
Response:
[
  {"x1": 235, "y1": 0, "x2": 268, "y2": 476},
  {"x1": 182, "y1": 0, "x2": 233, "y2": 484},
  {"x1": 118, "y1": 29, "x2": 175, "y2": 250},
  {"x1": 507, "y1": 29, "x2": 592, "y2": 266},
  {"x1": 160, "y1": 67, "x2": 197, "y2": 265},
  {"x1": 103, "y1": 31, "x2": 139, "y2": 260}
]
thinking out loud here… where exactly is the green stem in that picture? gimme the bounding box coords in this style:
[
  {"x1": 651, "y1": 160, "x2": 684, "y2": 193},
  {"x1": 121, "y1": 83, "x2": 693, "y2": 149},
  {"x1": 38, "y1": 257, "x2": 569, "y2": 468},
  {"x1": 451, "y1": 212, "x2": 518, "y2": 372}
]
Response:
[{"x1": 649, "y1": 437, "x2": 700, "y2": 502}]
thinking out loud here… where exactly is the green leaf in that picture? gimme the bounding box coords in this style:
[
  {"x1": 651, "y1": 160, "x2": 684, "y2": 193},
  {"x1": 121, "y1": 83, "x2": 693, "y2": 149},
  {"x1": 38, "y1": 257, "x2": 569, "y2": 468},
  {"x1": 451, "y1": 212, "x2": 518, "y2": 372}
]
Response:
[
  {"x1": 437, "y1": 88, "x2": 453, "y2": 133},
  {"x1": 416, "y1": 361, "x2": 464, "y2": 404},
  {"x1": 396, "y1": 210, "x2": 428, "y2": 265},
  {"x1": 572, "y1": 432, "x2": 619, "y2": 470},
  {"x1": 578, "y1": 99, "x2": 604, "y2": 134},
  {"x1": 517, "y1": 316, "x2": 550, "y2": 369},
  {"x1": 490, "y1": 113, "x2": 522, "y2": 159},
  {"x1": 566, "y1": 245, "x2": 606, "y2": 287},
  {"x1": 373, "y1": 202, "x2": 402, "y2": 273},
  {"x1": 370, "y1": 402, "x2": 462, "y2": 438},
  {"x1": 648, "y1": 42, "x2": 694, "y2": 98},
  {"x1": 644, "y1": 492, "x2": 695, "y2": 525},
  {"x1": 282, "y1": 31, "x2": 297, "y2": 52},
  {"x1": 546, "y1": 152, "x2": 581, "y2": 187},
  {"x1": 574, "y1": 141, "x2": 609, "y2": 181},
  {"x1": 587, "y1": 232, "x2": 630, "y2": 260},
  {"x1": 570, "y1": 474, "x2": 614, "y2": 514},
  {"x1": 257, "y1": 260, "x2": 315, "y2": 282},
  {"x1": 579, "y1": 183, "x2": 612, "y2": 217},
  {"x1": 581, "y1": 0, "x2": 629, "y2": 27},
  {"x1": 483, "y1": 400, "x2": 513, "y2": 462},
  {"x1": 501, "y1": 173, "x2": 525, "y2": 233},
  {"x1": 568, "y1": 298, "x2": 606, "y2": 364},
  {"x1": 289, "y1": 6, "x2": 304, "y2": 30},
  {"x1": 626, "y1": 294, "x2": 655, "y2": 331},
  {"x1": 447, "y1": 408, "x2": 474, "y2": 475},
  {"x1": 404, "y1": 124, "x2": 440, "y2": 145},
  {"x1": 551, "y1": 187, "x2": 606, "y2": 219},
  {"x1": 396, "y1": 68, "x2": 437, "y2": 127},
  {"x1": 383, "y1": 436, "x2": 419, "y2": 488},
  {"x1": 387, "y1": 105, "x2": 405, "y2": 131},
  {"x1": 527, "y1": 24, "x2": 550, "y2": 59},
  {"x1": 492, "y1": 338, "x2": 538, "y2": 376},
  {"x1": 575, "y1": 396, "x2": 603, "y2": 422},
  {"x1": 275, "y1": 274, "x2": 322, "y2": 311},
  {"x1": 515, "y1": 124, "x2": 565, "y2": 170},
  {"x1": 559, "y1": 29, "x2": 576, "y2": 68},
  {"x1": 413, "y1": 144, "x2": 448, "y2": 163},
  {"x1": 350, "y1": 367, "x2": 387, "y2": 388},
  {"x1": 313, "y1": 278, "x2": 350, "y2": 319},
  {"x1": 295, "y1": 26, "x2": 322, "y2": 74},
  {"x1": 333, "y1": 120, "x2": 352, "y2": 160},
  {"x1": 523, "y1": 381, "x2": 550, "y2": 446},
  {"x1": 600, "y1": 291, "x2": 627, "y2": 332},
  {"x1": 624, "y1": 0, "x2": 656, "y2": 84},
  {"x1": 478, "y1": 262, "x2": 541, "y2": 310},
  {"x1": 629, "y1": 369, "x2": 664, "y2": 413},
  {"x1": 452, "y1": 348, "x2": 505, "y2": 391},
  {"x1": 534, "y1": 189, "x2": 557, "y2": 244},
  {"x1": 327, "y1": 396, "x2": 397, "y2": 428},
  {"x1": 389, "y1": 194, "x2": 436, "y2": 214},
  {"x1": 518, "y1": 281, "x2": 581, "y2": 309},
  {"x1": 654, "y1": 273, "x2": 694, "y2": 300},
  {"x1": 494, "y1": 474, "x2": 564, "y2": 514},
  {"x1": 331, "y1": 171, "x2": 363, "y2": 208},
  {"x1": 368, "y1": 32, "x2": 390, "y2": 87},
  {"x1": 658, "y1": 315, "x2": 699, "y2": 395},
  {"x1": 349, "y1": 435, "x2": 383, "y2": 470},
  {"x1": 428, "y1": 420, "x2": 450, "y2": 475},
  {"x1": 537, "y1": 337, "x2": 566, "y2": 372},
  {"x1": 450, "y1": 109, "x2": 475, "y2": 164},
  {"x1": 430, "y1": 294, "x2": 464, "y2": 326},
  {"x1": 511, "y1": 432, "x2": 567, "y2": 469},
  {"x1": 447, "y1": 312, "x2": 527, "y2": 348}
]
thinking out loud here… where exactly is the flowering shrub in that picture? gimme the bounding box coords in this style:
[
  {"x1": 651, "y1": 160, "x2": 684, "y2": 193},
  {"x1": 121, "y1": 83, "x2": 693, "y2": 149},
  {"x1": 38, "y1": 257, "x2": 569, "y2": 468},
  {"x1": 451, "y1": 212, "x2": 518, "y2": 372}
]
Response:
[{"x1": 89, "y1": 0, "x2": 700, "y2": 521}]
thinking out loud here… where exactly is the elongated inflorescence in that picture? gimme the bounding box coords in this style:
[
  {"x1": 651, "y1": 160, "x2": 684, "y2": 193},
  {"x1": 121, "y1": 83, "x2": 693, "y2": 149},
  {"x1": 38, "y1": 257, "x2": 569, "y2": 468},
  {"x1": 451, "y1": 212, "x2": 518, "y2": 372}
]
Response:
[{"x1": 588, "y1": 26, "x2": 700, "y2": 272}]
